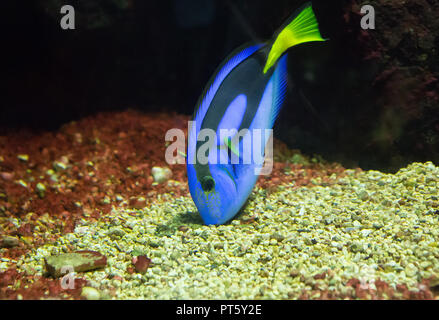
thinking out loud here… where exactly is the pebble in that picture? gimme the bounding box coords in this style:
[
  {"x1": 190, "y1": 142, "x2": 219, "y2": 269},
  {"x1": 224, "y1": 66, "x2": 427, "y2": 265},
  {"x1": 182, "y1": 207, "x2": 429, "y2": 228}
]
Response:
[
  {"x1": 53, "y1": 161, "x2": 67, "y2": 171},
  {"x1": 44, "y1": 251, "x2": 107, "y2": 278},
  {"x1": 36, "y1": 182, "x2": 46, "y2": 198},
  {"x1": 17, "y1": 154, "x2": 29, "y2": 162},
  {"x1": 0, "y1": 236, "x2": 20, "y2": 248},
  {"x1": 0, "y1": 172, "x2": 14, "y2": 181},
  {"x1": 81, "y1": 287, "x2": 101, "y2": 300},
  {"x1": 132, "y1": 255, "x2": 151, "y2": 274},
  {"x1": 151, "y1": 167, "x2": 172, "y2": 184}
]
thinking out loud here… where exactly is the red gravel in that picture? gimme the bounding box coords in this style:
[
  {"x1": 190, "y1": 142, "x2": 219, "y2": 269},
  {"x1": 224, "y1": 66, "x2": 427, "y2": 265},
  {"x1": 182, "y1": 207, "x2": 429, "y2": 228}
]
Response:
[{"x1": 0, "y1": 110, "x2": 189, "y2": 260}]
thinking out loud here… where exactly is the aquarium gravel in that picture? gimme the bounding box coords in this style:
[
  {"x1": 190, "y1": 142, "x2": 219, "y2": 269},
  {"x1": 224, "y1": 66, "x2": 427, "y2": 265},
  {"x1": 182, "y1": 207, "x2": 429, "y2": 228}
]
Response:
[{"x1": 11, "y1": 161, "x2": 439, "y2": 299}]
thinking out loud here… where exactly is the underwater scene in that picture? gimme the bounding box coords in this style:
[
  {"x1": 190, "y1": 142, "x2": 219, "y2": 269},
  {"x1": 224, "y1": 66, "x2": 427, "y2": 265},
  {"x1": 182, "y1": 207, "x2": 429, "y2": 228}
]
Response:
[{"x1": 1, "y1": 0, "x2": 439, "y2": 301}]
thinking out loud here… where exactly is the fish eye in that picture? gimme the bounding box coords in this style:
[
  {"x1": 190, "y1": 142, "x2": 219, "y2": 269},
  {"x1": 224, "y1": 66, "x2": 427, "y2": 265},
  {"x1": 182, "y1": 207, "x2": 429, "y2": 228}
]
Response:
[{"x1": 201, "y1": 176, "x2": 215, "y2": 192}]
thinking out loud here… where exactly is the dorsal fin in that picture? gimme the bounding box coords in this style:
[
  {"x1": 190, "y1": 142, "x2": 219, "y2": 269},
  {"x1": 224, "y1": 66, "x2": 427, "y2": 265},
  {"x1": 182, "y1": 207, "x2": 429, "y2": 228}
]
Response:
[
  {"x1": 188, "y1": 44, "x2": 262, "y2": 165},
  {"x1": 192, "y1": 44, "x2": 262, "y2": 126}
]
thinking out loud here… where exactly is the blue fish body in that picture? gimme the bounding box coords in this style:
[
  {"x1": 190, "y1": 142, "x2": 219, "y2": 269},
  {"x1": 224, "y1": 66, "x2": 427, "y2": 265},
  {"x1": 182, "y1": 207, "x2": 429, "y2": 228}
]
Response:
[{"x1": 187, "y1": 3, "x2": 326, "y2": 225}]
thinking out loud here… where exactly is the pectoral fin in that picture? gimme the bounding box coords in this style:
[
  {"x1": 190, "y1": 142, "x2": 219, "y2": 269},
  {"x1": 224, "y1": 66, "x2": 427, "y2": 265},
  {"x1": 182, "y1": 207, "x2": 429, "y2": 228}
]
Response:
[{"x1": 224, "y1": 136, "x2": 240, "y2": 159}]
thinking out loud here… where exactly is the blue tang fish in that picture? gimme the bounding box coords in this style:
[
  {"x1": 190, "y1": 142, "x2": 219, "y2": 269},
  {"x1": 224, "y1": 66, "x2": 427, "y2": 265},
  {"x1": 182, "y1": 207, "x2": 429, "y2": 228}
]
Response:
[{"x1": 187, "y1": 2, "x2": 326, "y2": 225}]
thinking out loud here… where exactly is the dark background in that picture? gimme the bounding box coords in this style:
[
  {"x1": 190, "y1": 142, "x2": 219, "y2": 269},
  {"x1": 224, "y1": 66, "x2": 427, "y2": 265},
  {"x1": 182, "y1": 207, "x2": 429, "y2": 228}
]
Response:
[{"x1": 2, "y1": 0, "x2": 439, "y2": 172}]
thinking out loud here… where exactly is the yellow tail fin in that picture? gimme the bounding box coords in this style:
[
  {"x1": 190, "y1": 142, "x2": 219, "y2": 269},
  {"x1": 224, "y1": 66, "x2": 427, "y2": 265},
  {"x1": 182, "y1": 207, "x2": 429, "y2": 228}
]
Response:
[{"x1": 263, "y1": 2, "x2": 326, "y2": 74}]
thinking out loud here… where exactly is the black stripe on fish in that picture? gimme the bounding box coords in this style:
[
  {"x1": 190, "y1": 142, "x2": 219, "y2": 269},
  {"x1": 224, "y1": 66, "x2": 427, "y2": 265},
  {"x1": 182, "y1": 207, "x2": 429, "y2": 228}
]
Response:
[{"x1": 194, "y1": 46, "x2": 273, "y2": 183}]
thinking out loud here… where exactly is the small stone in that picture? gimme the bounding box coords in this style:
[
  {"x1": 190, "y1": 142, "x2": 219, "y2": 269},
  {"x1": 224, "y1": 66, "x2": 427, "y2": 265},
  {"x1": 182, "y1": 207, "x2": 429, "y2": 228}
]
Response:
[
  {"x1": 405, "y1": 263, "x2": 417, "y2": 278},
  {"x1": 349, "y1": 242, "x2": 363, "y2": 253},
  {"x1": 312, "y1": 250, "x2": 321, "y2": 257},
  {"x1": 270, "y1": 232, "x2": 285, "y2": 242},
  {"x1": 0, "y1": 236, "x2": 20, "y2": 248},
  {"x1": 0, "y1": 172, "x2": 14, "y2": 181},
  {"x1": 53, "y1": 161, "x2": 67, "y2": 172},
  {"x1": 324, "y1": 217, "x2": 334, "y2": 225},
  {"x1": 129, "y1": 197, "x2": 146, "y2": 209},
  {"x1": 240, "y1": 216, "x2": 258, "y2": 224},
  {"x1": 290, "y1": 269, "x2": 300, "y2": 277},
  {"x1": 44, "y1": 251, "x2": 107, "y2": 278},
  {"x1": 151, "y1": 167, "x2": 172, "y2": 184},
  {"x1": 373, "y1": 223, "x2": 383, "y2": 229},
  {"x1": 361, "y1": 229, "x2": 373, "y2": 237},
  {"x1": 107, "y1": 227, "x2": 126, "y2": 239},
  {"x1": 81, "y1": 287, "x2": 101, "y2": 300},
  {"x1": 353, "y1": 220, "x2": 362, "y2": 228},
  {"x1": 358, "y1": 190, "x2": 369, "y2": 201},
  {"x1": 17, "y1": 180, "x2": 27, "y2": 188},
  {"x1": 36, "y1": 182, "x2": 46, "y2": 198},
  {"x1": 314, "y1": 272, "x2": 326, "y2": 280},
  {"x1": 213, "y1": 242, "x2": 224, "y2": 249},
  {"x1": 74, "y1": 226, "x2": 90, "y2": 235},
  {"x1": 17, "y1": 154, "x2": 29, "y2": 162},
  {"x1": 132, "y1": 255, "x2": 151, "y2": 274},
  {"x1": 403, "y1": 179, "x2": 416, "y2": 188},
  {"x1": 74, "y1": 132, "x2": 83, "y2": 143},
  {"x1": 291, "y1": 154, "x2": 308, "y2": 165}
]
